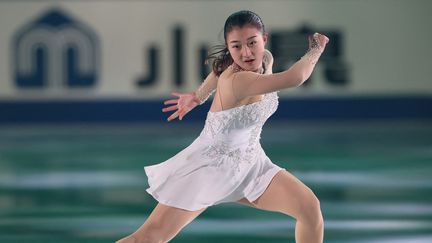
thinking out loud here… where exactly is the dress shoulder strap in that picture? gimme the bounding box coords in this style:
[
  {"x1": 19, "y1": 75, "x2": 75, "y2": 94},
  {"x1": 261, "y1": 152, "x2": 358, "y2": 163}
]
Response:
[{"x1": 217, "y1": 81, "x2": 224, "y2": 111}]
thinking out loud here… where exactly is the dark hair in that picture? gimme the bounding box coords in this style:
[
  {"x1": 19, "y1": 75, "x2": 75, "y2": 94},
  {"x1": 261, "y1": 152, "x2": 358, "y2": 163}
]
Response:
[{"x1": 206, "y1": 10, "x2": 266, "y2": 76}]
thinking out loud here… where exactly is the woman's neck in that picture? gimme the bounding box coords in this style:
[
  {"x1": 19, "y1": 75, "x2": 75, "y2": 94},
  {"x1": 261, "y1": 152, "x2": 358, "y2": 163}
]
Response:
[{"x1": 232, "y1": 63, "x2": 264, "y2": 74}]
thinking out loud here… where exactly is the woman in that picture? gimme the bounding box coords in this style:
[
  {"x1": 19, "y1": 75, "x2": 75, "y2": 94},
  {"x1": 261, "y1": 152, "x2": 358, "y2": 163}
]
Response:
[{"x1": 117, "y1": 10, "x2": 329, "y2": 243}]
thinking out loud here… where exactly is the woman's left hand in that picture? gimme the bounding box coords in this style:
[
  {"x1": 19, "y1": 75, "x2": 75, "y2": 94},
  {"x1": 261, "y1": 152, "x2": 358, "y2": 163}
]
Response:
[
  {"x1": 162, "y1": 91, "x2": 200, "y2": 121},
  {"x1": 263, "y1": 49, "x2": 274, "y2": 74}
]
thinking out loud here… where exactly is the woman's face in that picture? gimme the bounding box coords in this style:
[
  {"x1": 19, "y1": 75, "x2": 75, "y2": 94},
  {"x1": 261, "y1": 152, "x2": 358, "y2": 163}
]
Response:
[{"x1": 226, "y1": 25, "x2": 268, "y2": 72}]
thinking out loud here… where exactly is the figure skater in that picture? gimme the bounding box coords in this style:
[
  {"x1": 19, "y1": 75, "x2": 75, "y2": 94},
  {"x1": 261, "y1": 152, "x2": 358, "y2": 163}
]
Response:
[{"x1": 116, "y1": 10, "x2": 329, "y2": 243}]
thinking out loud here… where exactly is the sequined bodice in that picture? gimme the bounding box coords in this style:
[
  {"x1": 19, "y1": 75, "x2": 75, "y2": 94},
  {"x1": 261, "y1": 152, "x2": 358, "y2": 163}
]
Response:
[
  {"x1": 198, "y1": 92, "x2": 279, "y2": 172},
  {"x1": 201, "y1": 91, "x2": 278, "y2": 138}
]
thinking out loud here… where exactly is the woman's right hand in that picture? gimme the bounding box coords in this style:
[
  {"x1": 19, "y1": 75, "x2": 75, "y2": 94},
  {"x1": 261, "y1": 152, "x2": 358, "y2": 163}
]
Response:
[{"x1": 162, "y1": 91, "x2": 200, "y2": 121}]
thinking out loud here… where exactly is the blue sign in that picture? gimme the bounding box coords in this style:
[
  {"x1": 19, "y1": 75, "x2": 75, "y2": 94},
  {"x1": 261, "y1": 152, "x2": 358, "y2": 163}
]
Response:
[{"x1": 12, "y1": 8, "x2": 100, "y2": 88}]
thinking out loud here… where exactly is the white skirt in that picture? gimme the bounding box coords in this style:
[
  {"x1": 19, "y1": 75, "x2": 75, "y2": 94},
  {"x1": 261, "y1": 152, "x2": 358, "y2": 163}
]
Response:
[{"x1": 144, "y1": 136, "x2": 286, "y2": 211}]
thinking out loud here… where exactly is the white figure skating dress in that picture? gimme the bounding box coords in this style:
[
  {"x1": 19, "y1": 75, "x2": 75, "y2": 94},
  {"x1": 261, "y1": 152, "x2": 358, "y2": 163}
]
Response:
[{"x1": 144, "y1": 91, "x2": 286, "y2": 211}]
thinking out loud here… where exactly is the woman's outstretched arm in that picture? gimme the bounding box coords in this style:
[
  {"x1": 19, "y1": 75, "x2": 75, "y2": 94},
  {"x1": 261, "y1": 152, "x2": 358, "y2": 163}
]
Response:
[
  {"x1": 232, "y1": 33, "x2": 329, "y2": 99},
  {"x1": 162, "y1": 71, "x2": 218, "y2": 121},
  {"x1": 194, "y1": 71, "x2": 218, "y2": 104}
]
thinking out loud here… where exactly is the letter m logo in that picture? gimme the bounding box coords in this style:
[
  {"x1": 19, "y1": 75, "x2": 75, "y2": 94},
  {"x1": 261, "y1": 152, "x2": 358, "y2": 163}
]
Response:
[{"x1": 12, "y1": 8, "x2": 100, "y2": 89}]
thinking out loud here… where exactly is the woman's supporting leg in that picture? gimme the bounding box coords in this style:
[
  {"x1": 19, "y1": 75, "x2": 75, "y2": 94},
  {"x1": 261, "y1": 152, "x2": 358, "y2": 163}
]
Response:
[
  {"x1": 237, "y1": 170, "x2": 324, "y2": 243},
  {"x1": 116, "y1": 203, "x2": 206, "y2": 243}
]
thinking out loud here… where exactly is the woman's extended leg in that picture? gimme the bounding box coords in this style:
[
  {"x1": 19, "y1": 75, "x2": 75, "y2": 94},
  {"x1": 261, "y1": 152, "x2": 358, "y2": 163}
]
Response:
[
  {"x1": 116, "y1": 203, "x2": 206, "y2": 243},
  {"x1": 237, "y1": 169, "x2": 324, "y2": 243}
]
